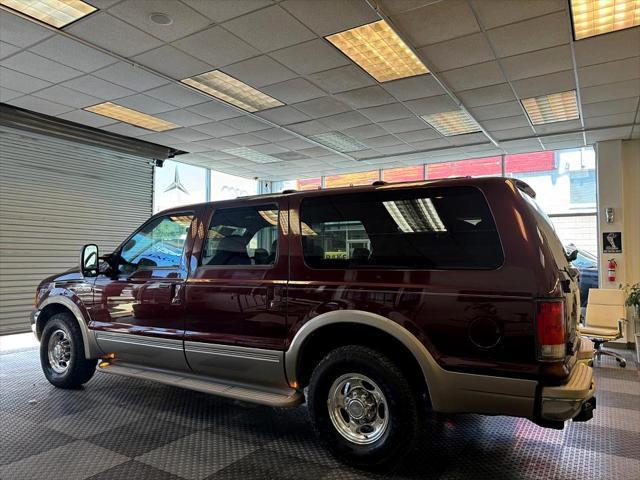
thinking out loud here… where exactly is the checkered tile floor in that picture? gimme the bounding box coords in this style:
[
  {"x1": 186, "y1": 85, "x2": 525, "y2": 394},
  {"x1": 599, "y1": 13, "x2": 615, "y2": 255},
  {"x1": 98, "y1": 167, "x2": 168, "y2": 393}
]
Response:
[{"x1": 1, "y1": 346, "x2": 638, "y2": 480}]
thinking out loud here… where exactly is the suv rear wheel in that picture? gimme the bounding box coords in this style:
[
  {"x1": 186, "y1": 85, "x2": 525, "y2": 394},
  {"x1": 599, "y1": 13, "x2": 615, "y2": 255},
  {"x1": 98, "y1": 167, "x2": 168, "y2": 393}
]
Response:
[
  {"x1": 40, "y1": 312, "x2": 96, "y2": 388},
  {"x1": 307, "y1": 345, "x2": 421, "y2": 469}
]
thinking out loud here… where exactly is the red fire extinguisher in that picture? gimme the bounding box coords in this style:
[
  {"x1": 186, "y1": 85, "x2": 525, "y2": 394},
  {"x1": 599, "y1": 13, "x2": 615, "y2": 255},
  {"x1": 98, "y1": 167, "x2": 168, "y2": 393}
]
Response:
[{"x1": 607, "y1": 258, "x2": 617, "y2": 282}]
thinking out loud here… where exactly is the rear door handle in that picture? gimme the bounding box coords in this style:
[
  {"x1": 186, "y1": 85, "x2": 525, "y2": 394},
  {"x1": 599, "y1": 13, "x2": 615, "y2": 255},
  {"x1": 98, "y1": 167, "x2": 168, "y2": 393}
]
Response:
[{"x1": 170, "y1": 283, "x2": 183, "y2": 305}]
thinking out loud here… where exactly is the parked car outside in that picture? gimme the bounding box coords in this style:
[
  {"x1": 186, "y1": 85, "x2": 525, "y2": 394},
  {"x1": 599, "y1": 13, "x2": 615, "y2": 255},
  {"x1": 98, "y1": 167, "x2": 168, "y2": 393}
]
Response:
[
  {"x1": 565, "y1": 243, "x2": 599, "y2": 309},
  {"x1": 31, "y1": 177, "x2": 596, "y2": 469}
]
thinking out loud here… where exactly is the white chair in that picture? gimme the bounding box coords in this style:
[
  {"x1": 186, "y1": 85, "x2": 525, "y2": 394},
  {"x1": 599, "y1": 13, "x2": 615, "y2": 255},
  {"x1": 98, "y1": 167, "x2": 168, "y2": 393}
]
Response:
[{"x1": 578, "y1": 288, "x2": 627, "y2": 368}]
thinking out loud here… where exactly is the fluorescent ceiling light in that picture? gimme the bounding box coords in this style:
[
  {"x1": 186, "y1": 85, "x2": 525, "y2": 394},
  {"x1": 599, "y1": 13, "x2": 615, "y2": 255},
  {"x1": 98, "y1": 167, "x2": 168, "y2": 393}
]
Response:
[
  {"x1": 420, "y1": 110, "x2": 482, "y2": 137},
  {"x1": 383, "y1": 198, "x2": 446, "y2": 233},
  {"x1": 0, "y1": 0, "x2": 96, "y2": 28},
  {"x1": 223, "y1": 147, "x2": 280, "y2": 164},
  {"x1": 85, "y1": 102, "x2": 180, "y2": 132},
  {"x1": 309, "y1": 132, "x2": 367, "y2": 152},
  {"x1": 182, "y1": 70, "x2": 283, "y2": 113},
  {"x1": 570, "y1": 0, "x2": 640, "y2": 40},
  {"x1": 521, "y1": 90, "x2": 580, "y2": 125},
  {"x1": 326, "y1": 19, "x2": 429, "y2": 83}
]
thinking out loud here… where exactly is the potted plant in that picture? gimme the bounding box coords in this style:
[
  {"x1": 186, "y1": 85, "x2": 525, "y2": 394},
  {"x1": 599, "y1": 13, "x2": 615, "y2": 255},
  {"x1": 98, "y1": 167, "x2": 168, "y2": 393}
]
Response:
[{"x1": 621, "y1": 283, "x2": 640, "y2": 362}]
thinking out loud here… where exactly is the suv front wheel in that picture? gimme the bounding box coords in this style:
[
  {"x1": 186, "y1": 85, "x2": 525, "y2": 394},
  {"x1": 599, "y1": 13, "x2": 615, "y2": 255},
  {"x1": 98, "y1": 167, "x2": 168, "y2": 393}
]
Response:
[
  {"x1": 40, "y1": 312, "x2": 97, "y2": 388},
  {"x1": 307, "y1": 345, "x2": 422, "y2": 469}
]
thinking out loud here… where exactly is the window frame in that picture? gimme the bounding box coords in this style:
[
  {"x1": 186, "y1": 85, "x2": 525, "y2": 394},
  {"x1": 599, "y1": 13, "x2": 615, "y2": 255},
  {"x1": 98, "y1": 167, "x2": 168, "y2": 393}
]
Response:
[
  {"x1": 116, "y1": 210, "x2": 195, "y2": 272},
  {"x1": 298, "y1": 186, "x2": 505, "y2": 272},
  {"x1": 199, "y1": 202, "x2": 280, "y2": 270}
]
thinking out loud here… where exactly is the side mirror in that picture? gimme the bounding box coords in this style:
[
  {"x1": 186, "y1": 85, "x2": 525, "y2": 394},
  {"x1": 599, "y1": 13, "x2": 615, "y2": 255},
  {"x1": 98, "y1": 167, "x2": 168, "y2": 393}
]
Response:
[
  {"x1": 80, "y1": 244, "x2": 99, "y2": 277},
  {"x1": 566, "y1": 249, "x2": 578, "y2": 263}
]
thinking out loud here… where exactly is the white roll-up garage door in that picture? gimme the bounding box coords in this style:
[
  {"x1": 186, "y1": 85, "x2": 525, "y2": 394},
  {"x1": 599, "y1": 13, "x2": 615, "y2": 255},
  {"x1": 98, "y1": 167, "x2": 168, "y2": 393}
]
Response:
[{"x1": 0, "y1": 126, "x2": 153, "y2": 335}]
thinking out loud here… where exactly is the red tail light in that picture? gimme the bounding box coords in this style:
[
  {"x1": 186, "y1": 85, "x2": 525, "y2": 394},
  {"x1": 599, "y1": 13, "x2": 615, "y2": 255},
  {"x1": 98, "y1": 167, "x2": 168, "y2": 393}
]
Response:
[{"x1": 536, "y1": 301, "x2": 565, "y2": 361}]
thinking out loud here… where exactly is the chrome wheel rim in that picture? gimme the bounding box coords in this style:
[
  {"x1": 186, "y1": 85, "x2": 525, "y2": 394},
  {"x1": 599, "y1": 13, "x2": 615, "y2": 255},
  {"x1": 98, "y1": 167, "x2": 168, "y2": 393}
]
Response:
[
  {"x1": 328, "y1": 373, "x2": 389, "y2": 445},
  {"x1": 47, "y1": 329, "x2": 71, "y2": 374}
]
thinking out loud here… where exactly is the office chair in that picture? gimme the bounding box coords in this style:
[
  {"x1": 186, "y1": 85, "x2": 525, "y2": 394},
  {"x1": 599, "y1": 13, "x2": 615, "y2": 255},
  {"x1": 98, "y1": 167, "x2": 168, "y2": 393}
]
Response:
[{"x1": 578, "y1": 288, "x2": 628, "y2": 368}]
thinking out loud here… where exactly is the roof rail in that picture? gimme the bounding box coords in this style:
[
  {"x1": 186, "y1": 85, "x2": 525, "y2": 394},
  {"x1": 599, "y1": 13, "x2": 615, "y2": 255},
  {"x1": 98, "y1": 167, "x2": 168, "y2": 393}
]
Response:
[
  {"x1": 372, "y1": 180, "x2": 387, "y2": 186},
  {"x1": 281, "y1": 189, "x2": 297, "y2": 194}
]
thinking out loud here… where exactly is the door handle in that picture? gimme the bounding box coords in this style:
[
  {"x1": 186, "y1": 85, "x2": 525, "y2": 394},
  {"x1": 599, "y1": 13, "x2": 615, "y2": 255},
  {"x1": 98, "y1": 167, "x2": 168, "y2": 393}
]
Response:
[{"x1": 170, "y1": 283, "x2": 183, "y2": 305}]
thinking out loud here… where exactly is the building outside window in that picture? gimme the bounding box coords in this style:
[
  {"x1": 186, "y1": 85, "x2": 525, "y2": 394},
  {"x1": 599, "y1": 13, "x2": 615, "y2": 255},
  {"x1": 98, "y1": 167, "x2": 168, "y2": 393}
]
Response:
[{"x1": 153, "y1": 160, "x2": 207, "y2": 213}]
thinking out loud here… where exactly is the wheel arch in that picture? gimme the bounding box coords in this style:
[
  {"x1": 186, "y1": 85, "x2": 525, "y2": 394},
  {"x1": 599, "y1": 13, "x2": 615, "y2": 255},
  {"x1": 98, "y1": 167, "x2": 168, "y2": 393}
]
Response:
[
  {"x1": 285, "y1": 311, "x2": 434, "y2": 404},
  {"x1": 37, "y1": 297, "x2": 99, "y2": 359}
]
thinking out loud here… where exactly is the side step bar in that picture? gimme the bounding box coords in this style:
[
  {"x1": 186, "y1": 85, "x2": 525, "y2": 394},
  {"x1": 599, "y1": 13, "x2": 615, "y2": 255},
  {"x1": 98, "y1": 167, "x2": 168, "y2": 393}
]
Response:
[{"x1": 97, "y1": 362, "x2": 304, "y2": 407}]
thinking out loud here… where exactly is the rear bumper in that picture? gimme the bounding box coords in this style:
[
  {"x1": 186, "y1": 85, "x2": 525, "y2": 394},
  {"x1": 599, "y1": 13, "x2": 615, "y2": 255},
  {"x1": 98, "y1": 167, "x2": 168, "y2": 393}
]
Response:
[{"x1": 540, "y1": 362, "x2": 595, "y2": 422}]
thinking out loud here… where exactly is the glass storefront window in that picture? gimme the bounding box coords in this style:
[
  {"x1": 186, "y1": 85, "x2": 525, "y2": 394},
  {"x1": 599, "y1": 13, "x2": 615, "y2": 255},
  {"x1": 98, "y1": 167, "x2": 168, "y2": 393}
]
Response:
[
  {"x1": 210, "y1": 170, "x2": 257, "y2": 200},
  {"x1": 325, "y1": 170, "x2": 380, "y2": 188},
  {"x1": 426, "y1": 156, "x2": 501, "y2": 179},
  {"x1": 383, "y1": 165, "x2": 424, "y2": 183},
  {"x1": 297, "y1": 178, "x2": 322, "y2": 191},
  {"x1": 153, "y1": 160, "x2": 207, "y2": 213}
]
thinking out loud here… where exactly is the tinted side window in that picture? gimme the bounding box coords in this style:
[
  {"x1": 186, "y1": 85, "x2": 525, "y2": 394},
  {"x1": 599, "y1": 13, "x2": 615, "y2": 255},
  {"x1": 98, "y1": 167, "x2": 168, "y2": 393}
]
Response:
[
  {"x1": 203, "y1": 205, "x2": 278, "y2": 266},
  {"x1": 120, "y1": 214, "x2": 193, "y2": 268},
  {"x1": 300, "y1": 187, "x2": 503, "y2": 270}
]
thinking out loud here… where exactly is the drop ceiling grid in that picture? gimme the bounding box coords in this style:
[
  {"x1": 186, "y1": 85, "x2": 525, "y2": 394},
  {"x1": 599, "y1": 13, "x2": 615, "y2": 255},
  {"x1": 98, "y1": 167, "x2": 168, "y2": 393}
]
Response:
[{"x1": 0, "y1": 0, "x2": 638, "y2": 180}]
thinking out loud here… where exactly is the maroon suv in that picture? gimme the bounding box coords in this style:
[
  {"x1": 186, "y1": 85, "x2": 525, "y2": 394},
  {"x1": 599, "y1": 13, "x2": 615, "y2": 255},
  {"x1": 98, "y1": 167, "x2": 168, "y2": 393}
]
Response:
[{"x1": 32, "y1": 177, "x2": 595, "y2": 468}]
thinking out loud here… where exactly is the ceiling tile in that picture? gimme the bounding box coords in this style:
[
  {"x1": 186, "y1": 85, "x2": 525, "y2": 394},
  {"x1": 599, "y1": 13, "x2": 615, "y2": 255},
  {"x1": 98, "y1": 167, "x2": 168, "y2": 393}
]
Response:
[
  {"x1": 361, "y1": 135, "x2": 404, "y2": 148},
  {"x1": 375, "y1": 144, "x2": 416, "y2": 156},
  {"x1": 223, "y1": 5, "x2": 315, "y2": 53},
  {"x1": 156, "y1": 109, "x2": 211, "y2": 127},
  {"x1": 0, "y1": 67, "x2": 51, "y2": 93},
  {"x1": 439, "y1": 61, "x2": 506, "y2": 91},
  {"x1": 490, "y1": 126, "x2": 536, "y2": 140},
  {"x1": 0, "y1": 41, "x2": 20, "y2": 59},
  {"x1": 30, "y1": 35, "x2": 116, "y2": 73},
  {"x1": 7, "y1": 95, "x2": 74, "y2": 116},
  {"x1": 319, "y1": 110, "x2": 370, "y2": 130},
  {"x1": 287, "y1": 119, "x2": 333, "y2": 135},
  {"x1": 486, "y1": 12, "x2": 570, "y2": 58},
  {"x1": 172, "y1": 26, "x2": 259, "y2": 68},
  {"x1": 190, "y1": 137, "x2": 238, "y2": 150},
  {"x1": 191, "y1": 121, "x2": 241, "y2": 137},
  {"x1": 187, "y1": 101, "x2": 241, "y2": 121},
  {"x1": 298, "y1": 146, "x2": 333, "y2": 157},
  {"x1": 511, "y1": 70, "x2": 575, "y2": 98},
  {"x1": 116, "y1": 94, "x2": 176, "y2": 114},
  {"x1": 342, "y1": 124, "x2": 388, "y2": 140},
  {"x1": 166, "y1": 128, "x2": 212, "y2": 142},
  {"x1": 395, "y1": 128, "x2": 441, "y2": 142},
  {"x1": 260, "y1": 78, "x2": 325, "y2": 104},
  {"x1": 257, "y1": 105, "x2": 311, "y2": 124},
  {"x1": 57, "y1": 109, "x2": 116, "y2": 127},
  {"x1": 32, "y1": 85, "x2": 101, "y2": 108},
  {"x1": 61, "y1": 75, "x2": 134, "y2": 100},
  {"x1": 359, "y1": 103, "x2": 413, "y2": 122},
  {"x1": 381, "y1": 74, "x2": 445, "y2": 101},
  {"x1": 277, "y1": 137, "x2": 317, "y2": 150},
  {"x1": 469, "y1": 100, "x2": 524, "y2": 120},
  {"x1": 456, "y1": 83, "x2": 516, "y2": 107},
  {"x1": 66, "y1": 12, "x2": 163, "y2": 57},
  {"x1": 221, "y1": 115, "x2": 272, "y2": 132},
  {"x1": 334, "y1": 86, "x2": 396, "y2": 109},
  {"x1": 182, "y1": 0, "x2": 272, "y2": 22},
  {"x1": 578, "y1": 57, "x2": 640, "y2": 88},
  {"x1": 223, "y1": 55, "x2": 296, "y2": 88},
  {"x1": 108, "y1": 0, "x2": 211, "y2": 42},
  {"x1": 0, "y1": 9, "x2": 53, "y2": 47},
  {"x1": 144, "y1": 84, "x2": 208, "y2": 108},
  {"x1": 404, "y1": 95, "x2": 458, "y2": 115},
  {"x1": 446, "y1": 132, "x2": 491, "y2": 145},
  {"x1": 0, "y1": 86, "x2": 23, "y2": 102},
  {"x1": 269, "y1": 39, "x2": 350, "y2": 75},
  {"x1": 92, "y1": 62, "x2": 168, "y2": 91},
  {"x1": 281, "y1": 0, "x2": 378, "y2": 36},
  {"x1": 481, "y1": 114, "x2": 531, "y2": 131},
  {"x1": 308, "y1": 65, "x2": 376, "y2": 93},
  {"x1": 582, "y1": 97, "x2": 639, "y2": 117},
  {"x1": 292, "y1": 96, "x2": 351, "y2": 118},
  {"x1": 420, "y1": 33, "x2": 495, "y2": 71},
  {"x1": 378, "y1": 117, "x2": 428, "y2": 134},
  {"x1": 391, "y1": 0, "x2": 480, "y2": 47},
  {"x1": 469, "y1": 0, "x2": 564, "y2": 30},
  {"x1": 534, "y1": 119, "x2": 582, "y2": 135},
  {"x1": 580, "y1": 80, "x2": 640, "y2": 105},
  {"x1": 132, "y1": 45, "x2": 211, "y2": 80},
  {"x1": 586, "y1": 126, "x2": 633, "y2": 143},
  {"x1": 101, "y1": 122, "x2": 152, "y2": 137},
  {"x1": 575, "y1": 27, "x2": 640, "y2": 67},
  {"x1": 583, "y1": 112, "x2": 636, "y2": 129},
  {"x1": 253, "y1": 127, "x2": 296, "y2": 142},
  {"x1": 409, "y1": 138, "x2": 451, "y2": 150},
  {"x1": 501, "y1": 45, "x2": 573, "y2": 82},
  {"x1": 1, "y1": 51, "x2": 82, "y2": 83},
  {"x1": 135, "y1": 131, "x2": 183, "y2": 145}
]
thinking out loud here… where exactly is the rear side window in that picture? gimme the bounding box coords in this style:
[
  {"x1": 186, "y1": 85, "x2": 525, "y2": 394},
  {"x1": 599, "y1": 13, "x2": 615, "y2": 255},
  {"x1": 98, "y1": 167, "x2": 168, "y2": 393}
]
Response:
[
  {"x1": 203, "y1": 205, "x2": 279, "y2": 266},
  {"x1": 300, "y1": 187, "x2": 503, "y2": 270}
]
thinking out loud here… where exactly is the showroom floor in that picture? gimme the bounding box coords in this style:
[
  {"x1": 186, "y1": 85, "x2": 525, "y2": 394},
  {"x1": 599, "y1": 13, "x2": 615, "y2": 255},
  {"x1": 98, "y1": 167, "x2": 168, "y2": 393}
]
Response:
[{"x1": 1, "y1": 345, "x2": 638, "y2": 480}]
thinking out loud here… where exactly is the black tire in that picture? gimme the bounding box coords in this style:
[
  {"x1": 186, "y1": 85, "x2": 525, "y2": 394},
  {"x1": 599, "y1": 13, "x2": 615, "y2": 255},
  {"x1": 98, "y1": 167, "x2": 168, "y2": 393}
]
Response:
[
  {"x1": 40, "y1": 312, "x2": 97, "y2": 388},
  {"x1": 307, "y1": 345, "x2": 421, "y2": 469}
]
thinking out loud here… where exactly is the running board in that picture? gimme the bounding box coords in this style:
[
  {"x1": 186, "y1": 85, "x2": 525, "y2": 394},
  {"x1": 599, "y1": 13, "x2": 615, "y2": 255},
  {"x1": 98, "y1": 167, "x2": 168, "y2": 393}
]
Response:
[{"x1": 97, "y1": 362, "x2": 304, "y2": 407}]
